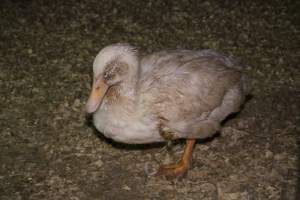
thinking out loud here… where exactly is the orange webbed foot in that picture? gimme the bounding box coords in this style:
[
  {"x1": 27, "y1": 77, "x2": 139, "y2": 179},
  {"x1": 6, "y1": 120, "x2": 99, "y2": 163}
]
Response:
[
  {"x1": 155, "y1": 162, "x2": 189, "y2": 179},
  {"x1": 155, "y1": 139, "x2": 196, "y2": 179}
]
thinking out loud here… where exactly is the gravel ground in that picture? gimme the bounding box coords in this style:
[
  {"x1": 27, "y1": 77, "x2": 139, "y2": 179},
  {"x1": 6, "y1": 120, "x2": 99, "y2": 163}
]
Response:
[{"x1": 0, "y1": 0, "x2": 299, "y2": 199}]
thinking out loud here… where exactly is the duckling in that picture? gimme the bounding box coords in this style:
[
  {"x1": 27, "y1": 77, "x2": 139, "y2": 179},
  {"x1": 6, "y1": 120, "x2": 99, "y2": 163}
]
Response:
[{"x1": 86, "y1": 43, "x2": 249, "y2": 178}]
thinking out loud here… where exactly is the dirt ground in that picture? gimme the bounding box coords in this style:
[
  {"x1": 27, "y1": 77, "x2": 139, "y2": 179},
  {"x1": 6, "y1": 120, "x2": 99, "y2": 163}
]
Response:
[{"x1": 0, "y1": 0, "x2": 299, "y2": 199}]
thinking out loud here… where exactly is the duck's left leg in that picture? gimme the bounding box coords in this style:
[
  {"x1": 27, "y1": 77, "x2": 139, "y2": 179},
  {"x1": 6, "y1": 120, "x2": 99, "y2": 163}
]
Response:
[{"x1": 155, "y1": 139, "x2": 196, "y2": 179}]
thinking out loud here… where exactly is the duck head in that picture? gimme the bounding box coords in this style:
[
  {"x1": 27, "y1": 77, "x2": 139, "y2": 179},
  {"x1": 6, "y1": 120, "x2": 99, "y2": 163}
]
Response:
[{"x1": 86, "y1": 43, "x2": 139, "y2": 113}]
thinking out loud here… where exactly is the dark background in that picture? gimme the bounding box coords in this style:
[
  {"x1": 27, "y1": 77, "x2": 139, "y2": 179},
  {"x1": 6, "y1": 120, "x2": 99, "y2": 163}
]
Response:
[{"x1": 0, "y1": 0, "x2": 299, "y2": 199}]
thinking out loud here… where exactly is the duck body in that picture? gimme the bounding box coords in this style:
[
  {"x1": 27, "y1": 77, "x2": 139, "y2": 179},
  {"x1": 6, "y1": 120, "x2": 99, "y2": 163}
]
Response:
[{"x1": 90, "y1": 45, "x2": 248, "y2": 144}]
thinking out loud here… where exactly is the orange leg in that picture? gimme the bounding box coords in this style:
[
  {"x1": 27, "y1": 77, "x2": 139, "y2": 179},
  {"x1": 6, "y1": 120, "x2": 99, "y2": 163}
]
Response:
[{"x1": 155, "y1": 139, "x2": 196, "y2": 178}]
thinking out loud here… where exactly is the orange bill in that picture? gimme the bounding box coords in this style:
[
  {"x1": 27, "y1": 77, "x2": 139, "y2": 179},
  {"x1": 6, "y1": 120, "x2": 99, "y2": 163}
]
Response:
[{"x1": 86, "y1": 78, "x2": 108, "y2": 113}]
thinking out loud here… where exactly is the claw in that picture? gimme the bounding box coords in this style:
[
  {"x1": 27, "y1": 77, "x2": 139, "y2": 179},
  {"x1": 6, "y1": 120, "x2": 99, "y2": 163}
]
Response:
[{"x1": 155, "y1": 162, "x2": 188, "y2": 179}]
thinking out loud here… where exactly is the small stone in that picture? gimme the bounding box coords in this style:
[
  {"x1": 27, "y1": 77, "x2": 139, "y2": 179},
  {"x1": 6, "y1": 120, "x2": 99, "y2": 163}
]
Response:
[
  {"x1": 217, "y1": 182, "x2": 254, "y2": 200},
  {"x1": 32, "y1": 87, "x2": 39, "y2": 93},
  {"x1": 94, "y1": 160, "x2": 103, "y2": 167},
  {"x1": 274, "y1": 153, "x2": 286, "y2": 160},
  {"x1": 265, "y1": 150, "x2": 273, "y2": 158},
  {"x1": 122, "y1": 185, "x2": 131, "y2": 191},
  {"x1": 73, "y1": 99, "x2": 81, "y2": 107}
]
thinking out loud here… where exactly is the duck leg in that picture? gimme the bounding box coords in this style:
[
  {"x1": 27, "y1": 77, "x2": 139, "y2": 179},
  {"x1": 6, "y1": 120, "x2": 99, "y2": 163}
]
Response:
[{"x1": 155, "y1": 139, "x2": 196, "y2": 178}]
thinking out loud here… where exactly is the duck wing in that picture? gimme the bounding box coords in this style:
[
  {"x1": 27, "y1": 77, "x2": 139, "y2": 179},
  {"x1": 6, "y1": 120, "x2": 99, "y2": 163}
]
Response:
[{"x1": 139, "y1": 50, "x2": 247, "y2": 138}]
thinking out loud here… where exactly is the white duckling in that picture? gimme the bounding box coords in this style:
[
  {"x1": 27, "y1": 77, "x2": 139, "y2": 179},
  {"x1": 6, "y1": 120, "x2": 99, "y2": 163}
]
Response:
[{"x1": 86, "y1": 43, "x2": 249, "y2": 178}]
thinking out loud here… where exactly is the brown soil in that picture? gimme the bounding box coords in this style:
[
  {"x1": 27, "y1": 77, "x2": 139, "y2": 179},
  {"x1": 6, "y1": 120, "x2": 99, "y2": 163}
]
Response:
[{"x1": 0, "y1": 0, "x2": 299, "y2": 199}]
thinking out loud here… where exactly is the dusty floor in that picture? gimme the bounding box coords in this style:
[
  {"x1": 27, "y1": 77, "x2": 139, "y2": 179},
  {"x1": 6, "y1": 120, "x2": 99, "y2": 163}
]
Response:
[{"x1": 0, "y1": 0, "x2": 299, "y2": 199}]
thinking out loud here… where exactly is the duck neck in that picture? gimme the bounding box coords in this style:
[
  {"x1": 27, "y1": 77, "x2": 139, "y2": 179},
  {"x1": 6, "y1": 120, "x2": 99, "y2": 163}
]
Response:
[
  {"x1": 111, "y1": 59, "x2": 140, "y2": 111},
  {"x1": 120, "y1": 53, "x2": 140, "y2": 100},
  {"x1": 110, "y1": 50, "x2": 140, "y2": 110},
  {"x1": 119, "y1": 74, "x2": 139, "y2": 101}
]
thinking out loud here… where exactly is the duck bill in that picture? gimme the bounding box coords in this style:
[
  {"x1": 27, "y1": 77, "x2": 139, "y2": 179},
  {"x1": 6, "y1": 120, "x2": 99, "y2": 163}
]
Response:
[{"x1": 86, "y1": 78, "x2": 108, "y2": 113}]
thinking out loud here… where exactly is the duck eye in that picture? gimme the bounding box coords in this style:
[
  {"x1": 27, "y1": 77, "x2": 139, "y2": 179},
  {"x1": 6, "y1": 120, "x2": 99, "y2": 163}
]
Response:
[{"x1": 103, "y1": 70, "x2": 115, "y2": 82}]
